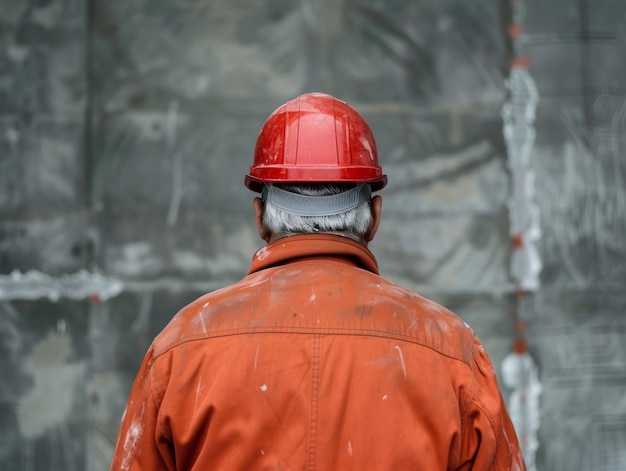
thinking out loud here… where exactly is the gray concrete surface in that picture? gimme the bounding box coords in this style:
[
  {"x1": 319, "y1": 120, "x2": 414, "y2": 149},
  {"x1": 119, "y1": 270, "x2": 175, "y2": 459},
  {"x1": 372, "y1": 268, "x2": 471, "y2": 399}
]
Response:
[{"x1": 1, "y1": 0, "x2": 625, "y2": 470}]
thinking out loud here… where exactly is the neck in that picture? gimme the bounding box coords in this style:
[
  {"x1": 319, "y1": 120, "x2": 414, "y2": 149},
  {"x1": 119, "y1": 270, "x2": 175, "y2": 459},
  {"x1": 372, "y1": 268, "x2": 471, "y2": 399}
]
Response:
[{"x1": 270, "y1": 231, "x2": 365, "y2": 245}]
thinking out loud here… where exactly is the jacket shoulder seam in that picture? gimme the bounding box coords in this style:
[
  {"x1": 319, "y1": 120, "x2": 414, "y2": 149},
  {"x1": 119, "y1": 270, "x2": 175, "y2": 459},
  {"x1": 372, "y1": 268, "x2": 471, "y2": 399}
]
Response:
[{"x1": 152, "y1": 326, "x2": 471, "y2": 364}]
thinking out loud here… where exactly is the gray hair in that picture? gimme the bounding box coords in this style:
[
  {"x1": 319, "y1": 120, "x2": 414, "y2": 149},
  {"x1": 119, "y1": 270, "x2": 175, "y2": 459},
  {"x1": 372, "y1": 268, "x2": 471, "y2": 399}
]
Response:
[{"x1": 262, "y1": 184, "x2": 372, "y2": 239}]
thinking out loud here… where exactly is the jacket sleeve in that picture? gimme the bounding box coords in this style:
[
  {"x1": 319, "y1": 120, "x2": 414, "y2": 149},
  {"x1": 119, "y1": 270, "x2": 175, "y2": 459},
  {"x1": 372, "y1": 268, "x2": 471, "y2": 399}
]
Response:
[
  {"x1": 458, "y1": 337, "x2": 527, "y2": 471},
  {"x1": 109, "y1": 348, "x2": 174, "y2": 471}
]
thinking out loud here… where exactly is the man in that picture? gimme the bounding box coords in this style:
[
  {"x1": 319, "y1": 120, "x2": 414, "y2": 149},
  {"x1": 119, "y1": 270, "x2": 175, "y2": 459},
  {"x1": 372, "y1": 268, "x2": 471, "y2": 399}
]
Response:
[{"x1": 110, "y1": 92, "x2": 525, "y2": 470}]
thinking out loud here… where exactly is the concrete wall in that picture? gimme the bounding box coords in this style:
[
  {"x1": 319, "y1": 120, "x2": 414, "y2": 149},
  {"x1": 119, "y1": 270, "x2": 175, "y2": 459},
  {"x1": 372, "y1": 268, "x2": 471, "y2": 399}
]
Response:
[{"x1": 0, "y1": 1, "x2": 624, "y2": 470}]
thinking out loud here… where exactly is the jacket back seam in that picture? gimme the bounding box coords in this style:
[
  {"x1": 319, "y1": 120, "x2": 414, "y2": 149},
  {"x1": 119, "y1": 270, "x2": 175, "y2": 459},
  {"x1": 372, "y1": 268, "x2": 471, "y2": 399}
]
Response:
[{"x1": 307, "y1": 334, "x2": 321, "y2": 471}]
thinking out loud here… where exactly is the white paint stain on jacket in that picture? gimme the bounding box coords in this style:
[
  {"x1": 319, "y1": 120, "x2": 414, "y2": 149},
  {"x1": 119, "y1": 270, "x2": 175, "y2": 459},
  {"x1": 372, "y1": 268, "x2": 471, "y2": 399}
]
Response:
[
  {"x1": 118, "y1": 399, "x2": 147, "y2": 471},
  {"x1": 120, "y1": 421, "x2": 144, "y2": 471},
  {"x1": 253, "y1": 344, "x2": 260, "y2": 372},
  {"x1": 192, "y1": 378, "x2": 203, "y2": 421},
  {"x1": 394, "y1": 345, "x2": 407, "y2": 379}
]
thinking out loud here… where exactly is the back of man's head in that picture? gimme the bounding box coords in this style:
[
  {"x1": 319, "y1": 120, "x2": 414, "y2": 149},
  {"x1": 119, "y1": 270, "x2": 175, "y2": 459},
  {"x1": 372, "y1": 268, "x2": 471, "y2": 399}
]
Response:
[{"x1": 261, "y1": 183, "x2": 373, "y2": 241}]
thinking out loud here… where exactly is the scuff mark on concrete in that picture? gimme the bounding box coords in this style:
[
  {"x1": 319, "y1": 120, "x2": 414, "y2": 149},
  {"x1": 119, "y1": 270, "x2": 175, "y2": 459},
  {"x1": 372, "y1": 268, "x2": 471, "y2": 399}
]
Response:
[{"x1": 17, "y1": 331, "x2": 86, "y2": 440}]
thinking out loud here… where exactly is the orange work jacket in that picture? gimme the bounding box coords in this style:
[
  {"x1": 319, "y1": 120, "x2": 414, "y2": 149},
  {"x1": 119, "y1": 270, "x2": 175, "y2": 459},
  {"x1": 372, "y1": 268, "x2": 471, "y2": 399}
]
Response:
[{"x1": 110, "y1": 234, "x2": 525, "y2": 471}]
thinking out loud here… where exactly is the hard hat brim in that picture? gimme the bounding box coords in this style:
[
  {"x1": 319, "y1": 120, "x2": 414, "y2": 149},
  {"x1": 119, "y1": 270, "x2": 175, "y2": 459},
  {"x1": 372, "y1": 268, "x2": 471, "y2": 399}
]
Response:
[{"x1": 245, "y1": 171, "x2": 388, "y2": 193}]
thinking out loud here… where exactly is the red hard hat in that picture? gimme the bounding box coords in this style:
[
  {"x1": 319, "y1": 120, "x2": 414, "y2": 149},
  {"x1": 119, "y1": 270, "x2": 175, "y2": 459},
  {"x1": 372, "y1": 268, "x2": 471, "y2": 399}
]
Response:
[{"x1": 245, "y1": 92, "x2": 387, "y2": 192}]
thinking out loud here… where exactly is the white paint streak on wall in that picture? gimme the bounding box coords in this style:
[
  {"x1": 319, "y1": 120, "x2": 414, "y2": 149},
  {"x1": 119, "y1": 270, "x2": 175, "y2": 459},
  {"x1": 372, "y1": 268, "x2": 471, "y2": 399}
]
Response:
[
  {"x1": 166, "y1": 100, "x2": 184, "y2": 227},
  {"x1": 382, "y1": 394, "x2": 388, "y2": 400},
  {"x1": 17, "y1": 331, "x2": 86, "y2": 439},
  {"x1": 394, "y1": 345, "x2": 407, "y2": 379},
  {"x1": 0, "y1": 269, "x2": 124, "y2": 301},
  {"x1": 5, "y1": 124, "x2": 20, "y2": 153},
  {"x1": 171, "y1": 249, "x2": 242, "y2": 276},
  {"x1": 109, "y1": 242, "x2": 163, "y2": 278},
  {"x1": 166, "y1": 151, "x2": 184, "y2": 227},
  {"x1": 124, "y1": 110, "x2": 188, "y2": 141},
  {"x1": 165, "y1": 100, "x2": 179, "y2": 147},
  {"x1": 260, "y1": 384, "x2": 268, "y2": 391},
  {"x1": 501, "y1": 350, "x2": 542, "y2": 471},
  {"x1": 503, "y1": 61, "x2": 541, "y2": 291},
  {"x1": 347, "y1": 440, "x2": 353, "y2": 457},
  {"x1": 131, "y1": 292, "x2": 152, "y2": 334}
]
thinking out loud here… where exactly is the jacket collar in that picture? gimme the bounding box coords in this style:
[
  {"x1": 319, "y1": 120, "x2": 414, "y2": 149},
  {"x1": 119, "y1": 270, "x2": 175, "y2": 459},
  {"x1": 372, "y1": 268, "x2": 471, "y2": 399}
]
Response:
[{"x1": 248, "y1": 234, "x2": 379, "y2": 275}]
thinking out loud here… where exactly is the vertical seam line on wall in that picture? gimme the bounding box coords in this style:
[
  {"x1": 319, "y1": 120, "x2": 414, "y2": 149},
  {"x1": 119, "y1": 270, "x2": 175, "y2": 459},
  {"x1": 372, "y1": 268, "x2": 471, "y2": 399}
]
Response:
[{"x1": 83, "y1": 0, "x2": 95, "y2": 269}]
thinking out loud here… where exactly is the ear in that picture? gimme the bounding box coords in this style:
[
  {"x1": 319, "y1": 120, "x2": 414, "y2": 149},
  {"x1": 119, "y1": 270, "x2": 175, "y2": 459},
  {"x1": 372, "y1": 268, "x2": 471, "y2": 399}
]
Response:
[
  {"x1": 364, "y1": 195, "x2": 382, "y2": 243},
  {"x1": 253, "y1": 197, "x2": 272, "y2": 243}
]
